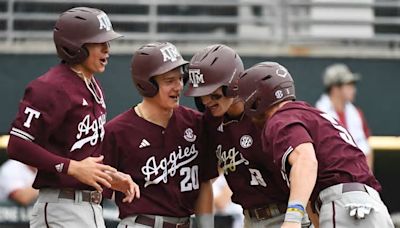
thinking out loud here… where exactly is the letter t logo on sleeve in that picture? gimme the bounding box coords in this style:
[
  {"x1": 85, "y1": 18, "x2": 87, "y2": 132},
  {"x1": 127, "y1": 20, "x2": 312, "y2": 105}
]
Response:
[{"x1": 23, "y1": 107, "x2": 41, "y2": 128}]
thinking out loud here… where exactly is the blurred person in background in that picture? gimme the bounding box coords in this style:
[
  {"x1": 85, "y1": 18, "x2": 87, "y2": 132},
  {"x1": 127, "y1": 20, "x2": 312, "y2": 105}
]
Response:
[
  {"x1": 0, "y1": 159, "x2": 38, "y2": 206},
  {"x1": 315, "y1": 63, "x2": 373, "y2": 170},
  {"x1": 212, "y1": 171, "x2": 244, "y2": 228}
]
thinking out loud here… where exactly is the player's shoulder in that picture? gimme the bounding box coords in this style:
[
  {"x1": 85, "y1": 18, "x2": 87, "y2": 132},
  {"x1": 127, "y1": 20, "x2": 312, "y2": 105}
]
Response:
[
  {"x1": 27, "y1": 64, "x2": 74, "y2": 94},
  {"x1": 268, "y1": 101, "x2": 312, "y2": 130}
]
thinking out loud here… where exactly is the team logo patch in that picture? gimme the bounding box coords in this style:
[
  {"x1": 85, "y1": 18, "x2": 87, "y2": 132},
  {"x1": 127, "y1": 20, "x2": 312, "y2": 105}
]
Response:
[
  {"x1": 139, "y1": 139, "x2": 151, "y2": 148},
  {"x1": 23, "y1": 107, "x2": 40, "y2": 128},
  {"x1": 184, "y1": 128, "x2": 197, "y2": 142},
  {"x1": 82, "y1": 98, "x2": 88, "y2": 106},
  {"x1": 240, "y1": 135, "x2": 253, "y2": 148},
  {"x1": 188, "y1": 69, "x2": 205, "y2": 88},
  {"x1": 97, "y1": 12, "x2": 112, "y2": 31},
  {"x1": 160, "y1": 44, "x2": 181, "y2": 62},
  {"x1": 275, "y1": 90, "x2": 284, "y2": 99},
  {"x1": 276, "y1": 65, "x2": 288, "y2": 78},
  {"x1": 55, "y1": 163, "x2": 64, "y2": 173},
  {"x1": 217, "y1": 123, "x2": 224, "y2": 132}
]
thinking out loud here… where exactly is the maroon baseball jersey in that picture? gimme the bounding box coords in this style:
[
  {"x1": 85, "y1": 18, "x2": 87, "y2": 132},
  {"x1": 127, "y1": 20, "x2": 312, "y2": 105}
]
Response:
[
  {"x1": 102, "y1": 106, "x2": 218, "y2": 219},
  {"x1": 263, "y1": 101, "x2": 381, "y2": 204},
  {"x1": 205, "y1": 112, "x2": 289, "y2": 209},
  {"x1": 9, "y1": 63, "x2": 106, "y2": 190}
]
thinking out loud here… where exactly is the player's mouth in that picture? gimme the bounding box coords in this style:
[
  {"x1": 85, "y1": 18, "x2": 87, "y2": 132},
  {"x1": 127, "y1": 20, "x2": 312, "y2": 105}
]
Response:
[
  {"x1": 169, "y1": 95, "x2": 179, "y2": 101},
  {"x1": 99, "y1": 57, "x2": 108, "y2": 66},
  {"x1": 207, "y1": 104, "x2": 219, "y2": 112}
]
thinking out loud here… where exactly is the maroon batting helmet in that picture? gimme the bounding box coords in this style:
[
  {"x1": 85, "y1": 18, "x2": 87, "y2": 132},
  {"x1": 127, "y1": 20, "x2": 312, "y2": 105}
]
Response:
[
  {"x1": 53, "y1": 7, "x2": 122, "y2": 64},
  {"x1": 184, "y1": 44, "x2": 243, "y2": 97},
  {"x1": 238, "y1": 62, "x2": 296, "y2": 117},
  {"x1": 131, "y1": 42, "x2": 188, "y2": 97}
]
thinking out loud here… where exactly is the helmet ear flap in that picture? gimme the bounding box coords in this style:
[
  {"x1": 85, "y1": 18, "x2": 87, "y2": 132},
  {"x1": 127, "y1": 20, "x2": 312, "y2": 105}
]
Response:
[
  {"x1": 149, "y1": 77, "x2": 159, "y2": 96},
  {"x1": 221, "y1": 86, "x2": 228, "y2": 97},
  {"x1": 224, "y1": 77, "x2": 239, "y2": 97},
  {"x1": 55, "y1": 37, "x2": 88, "y2": 64},
  {"x1": 136, "y1": 79, "x2": 159, "y2": 97},
  {"x1": 81, "y1": 46, "x2": 89, "y2": 60},
  {"x1": 181, "y1": 64, "x2": 189, "y2": 85},
  {"x1": 244, "y1": 89, "x2": 266, "y2": 117}
]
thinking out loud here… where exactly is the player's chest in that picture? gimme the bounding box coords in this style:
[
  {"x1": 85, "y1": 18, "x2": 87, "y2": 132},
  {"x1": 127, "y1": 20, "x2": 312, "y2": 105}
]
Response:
[
  {"x1": 66, "y1": 88, "x2": 106, "y2": 124},
  {"x1": 214, "y1": 126, "x2": 262, "y2": 161},
  {"x1": 120, "y1": 123, "x2": 201, "y2": 162}
]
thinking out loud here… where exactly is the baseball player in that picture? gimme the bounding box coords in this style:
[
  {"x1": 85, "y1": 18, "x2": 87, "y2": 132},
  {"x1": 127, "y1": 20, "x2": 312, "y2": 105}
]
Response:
[
  {"x1": 238, "y1": 61, "x2": 394, "y2": 228},
  {"x1": 7, "y1": 7, "x2": 138, "y2": 228},
  {"x1": 184, "y1": 44, "x2": 313, "y2": 228},
  {"x1": 102, "y1": 42, "x2": 218, "y2": 228}
]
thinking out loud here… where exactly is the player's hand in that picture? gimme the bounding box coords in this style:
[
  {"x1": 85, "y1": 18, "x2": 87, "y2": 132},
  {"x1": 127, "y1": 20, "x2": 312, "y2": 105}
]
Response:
[
  {"x1": 107, "y1": 171, "x2": 140, "y2": 203},
  {"x1": 281, "y1": 222, "x2": 301, "y2": 228},
  {"x1": 67, "y1": 155, "x2": 116, "y2": 192}
]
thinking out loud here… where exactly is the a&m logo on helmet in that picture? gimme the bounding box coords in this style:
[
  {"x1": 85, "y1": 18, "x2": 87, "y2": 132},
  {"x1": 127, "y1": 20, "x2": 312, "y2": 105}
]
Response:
[
  {"x1": 97, "y1": 12, "x2": 112, "y2": 31},
  {"x1": 188, "y1": 69, "x2": 205, "y2": 88},
  {"x1": 276, "y1": 65, "x2": 289, "y2": 78},
  {"x1": 184, "y1": 128, "x2": 197, "y2": 142},
  {"x1": 160, "y1": 44, "x2": 181, "y2": 62},
  {"x1": 240, "y1": 135, "x2": 253, "y2": 148}
]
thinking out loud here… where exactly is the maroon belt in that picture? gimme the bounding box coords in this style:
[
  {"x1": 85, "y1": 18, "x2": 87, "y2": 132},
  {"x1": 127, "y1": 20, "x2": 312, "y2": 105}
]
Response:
[
  {"x1": 58, "y1": 189, "x2": 102, "y2": 204},
  {"x1": 245, "y1": 203, "x2": 287, "y2": 220},
  {"x1": 315, "y1": 183, "x2": 368, "y2": 211},
  {"x1": 135, "y1": 215, "x2": 190, "y2": 228}
]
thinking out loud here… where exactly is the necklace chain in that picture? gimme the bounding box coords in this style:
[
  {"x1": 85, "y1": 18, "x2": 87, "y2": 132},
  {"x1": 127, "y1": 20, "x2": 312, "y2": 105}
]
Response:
[
  {"x1": 136, "y1": 104, "x2": 145, "y2": 118},
  {"x1": 84, "y1": 77, "x2": 105, "y2": 106},
  {"x1": 71, "y1": 68, "x2": 105, "y2": 107}
]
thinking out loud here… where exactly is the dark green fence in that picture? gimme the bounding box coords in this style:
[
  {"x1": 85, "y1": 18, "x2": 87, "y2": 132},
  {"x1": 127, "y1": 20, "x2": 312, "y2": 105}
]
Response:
[{"x1": 1, "y1": 54, "x2": 399, "y2": 135}]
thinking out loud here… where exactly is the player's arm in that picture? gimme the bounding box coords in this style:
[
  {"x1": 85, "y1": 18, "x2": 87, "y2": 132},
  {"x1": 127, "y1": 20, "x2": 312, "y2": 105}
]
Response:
[
  {"x1": 194, "y1": 180, "x2": 214, "y2": 228},
  {"x1": 282, "y1": 142, "x2": 318, "y2": 228},
  {"x1": 9, "y1": 187, "x2": 39, "y2": 206},
  {"x1": 8, "y1": 136, "x2": 116, "y2": 192},
  {"x1": 106, "y1": 171, "x2": 140, "y2": 203},
  {"x1": 8, "y1": 135, "x2": 71, "y2": 173}
]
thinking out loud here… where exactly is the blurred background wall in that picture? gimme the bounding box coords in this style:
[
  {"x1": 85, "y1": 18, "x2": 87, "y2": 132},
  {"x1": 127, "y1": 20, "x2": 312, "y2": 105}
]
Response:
[{"x1": 0, "y1": 54, "x2": 399, "y2": 136}]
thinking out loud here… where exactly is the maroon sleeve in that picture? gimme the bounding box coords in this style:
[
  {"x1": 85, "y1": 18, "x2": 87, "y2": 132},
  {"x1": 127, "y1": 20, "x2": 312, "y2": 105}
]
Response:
[
  {"x1": 10, "y1": 81, "x2": 71, "y2": 142},
  {"x1": 102, "y1": 127, "x2": 120, "y2": 169},
  {"x1": 101, "y1": 127, "x2": 119, "y2": 198},
  {"x1": 7, "y1": 136, "x2": 70, "y2": 174},
  {"x1": 8, "y1": 81, "x2": 71, "y2": 173},
  {"x1": 198, "y1": 113, "x2": 219, "y2": 182},
  {"x1": 199, "y1": 136, "x2": 219, "y2": 182},
  {"x1": 269, "y1": 122, "x2": 313, "y2": 173}
]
